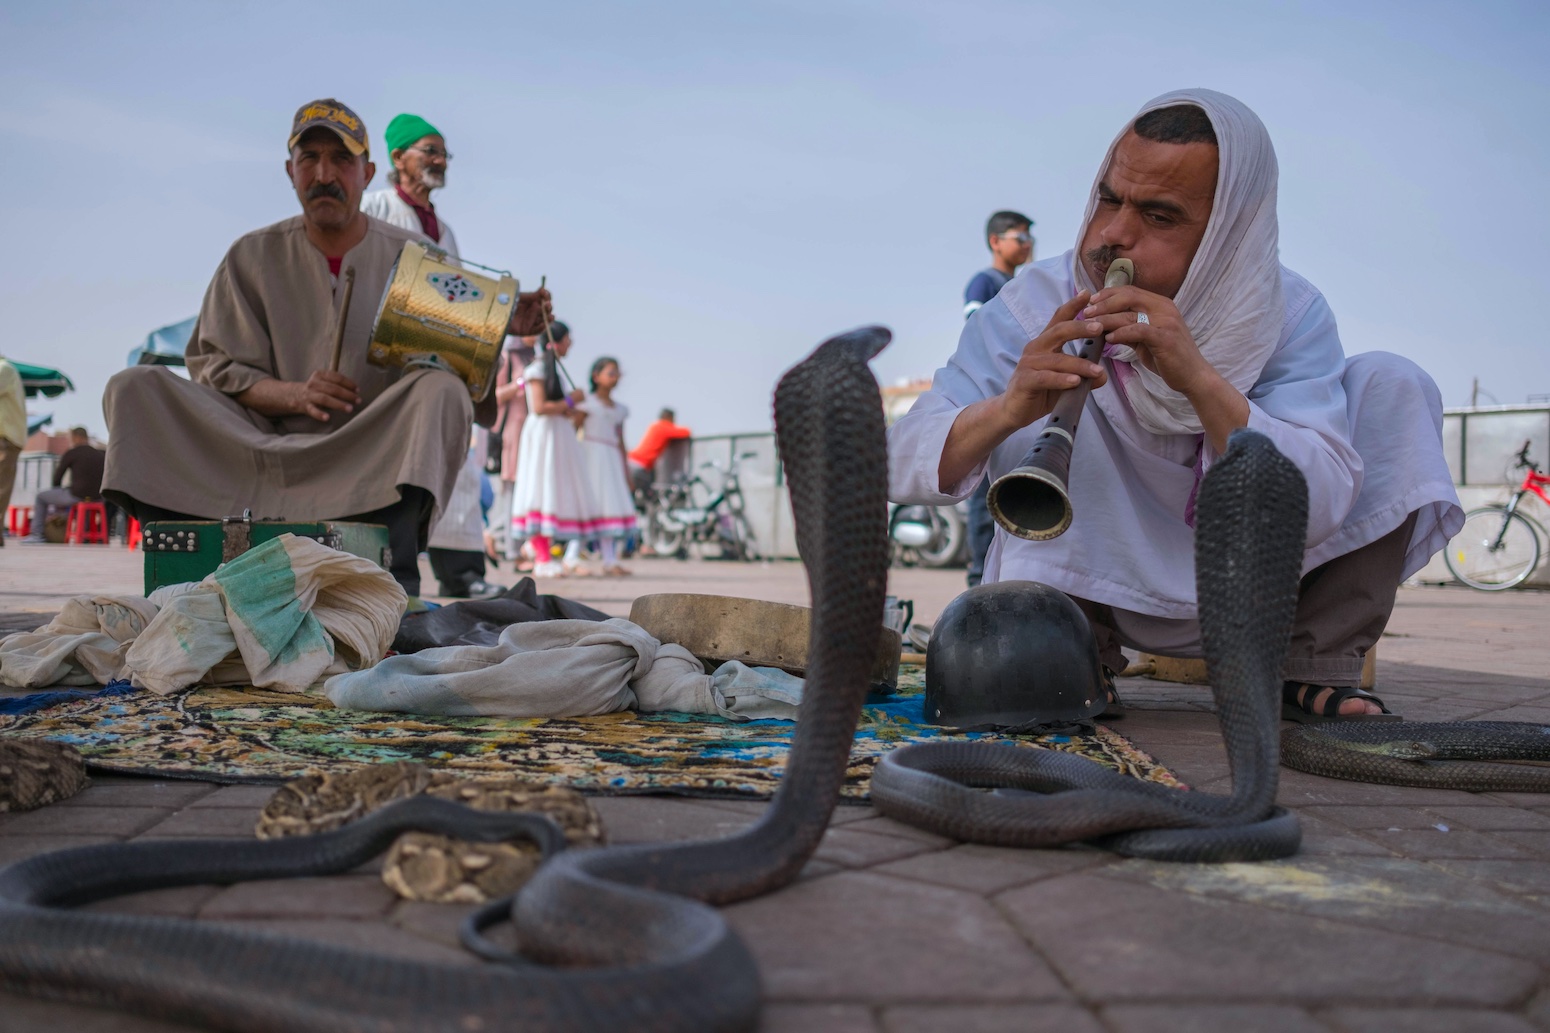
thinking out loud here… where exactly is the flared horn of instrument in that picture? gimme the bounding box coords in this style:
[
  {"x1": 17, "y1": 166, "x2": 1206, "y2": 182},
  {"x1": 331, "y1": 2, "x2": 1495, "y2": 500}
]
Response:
[{"x1": 986, "y1": 258, "x2": 1133, "y2": 541}]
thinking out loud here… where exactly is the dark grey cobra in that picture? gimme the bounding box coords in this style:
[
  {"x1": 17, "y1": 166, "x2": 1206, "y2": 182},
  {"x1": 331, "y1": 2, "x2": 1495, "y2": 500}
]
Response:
[
  {"x1": 871, "y1": 428, "x2": 1309, "y2": 862},
  {"x1": 0, "y1": 326, "x2": 894, "y2": 1033},
  {"x1": 1282, "y1": 721, "x2": 1550, "y2": 791}
]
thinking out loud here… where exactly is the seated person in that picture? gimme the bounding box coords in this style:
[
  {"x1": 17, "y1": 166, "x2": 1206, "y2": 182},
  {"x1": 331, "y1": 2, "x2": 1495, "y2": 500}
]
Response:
[
  {"x1": 30, "y1": 427, "x2": 106, "y2": 536},
  {"x1": 102, "y1": 99, "x2": 549, "y2": 597},
  {"x1": 627, "y1": 407, "x2": 692, "y2": 494},
  {"x1": 888, "y1": 89, "x2": 1463, "y2": 722}
]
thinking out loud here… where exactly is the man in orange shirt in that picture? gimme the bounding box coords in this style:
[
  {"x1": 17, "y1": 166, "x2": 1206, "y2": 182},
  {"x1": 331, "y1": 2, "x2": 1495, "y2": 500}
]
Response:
[{"x1": 627, "y1": 408, "x2": 692, "y2": 493}]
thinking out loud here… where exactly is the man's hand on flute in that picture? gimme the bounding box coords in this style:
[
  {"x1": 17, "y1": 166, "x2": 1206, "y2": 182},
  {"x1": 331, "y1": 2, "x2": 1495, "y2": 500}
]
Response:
[{"x1": 937, "y1": 292, "x2": 1107, "y2": 491}]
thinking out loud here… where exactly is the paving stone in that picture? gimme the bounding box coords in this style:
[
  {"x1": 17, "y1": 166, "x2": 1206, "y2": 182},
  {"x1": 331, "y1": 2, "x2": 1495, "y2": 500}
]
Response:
[
  {"x1": 185, "y1": 784, "x2": 282, "y2": 808},
  {"x1": 1428, "y1": 859, "x2": 1550, "y2": 902},
  {"x1": 390, "y1": 899, "x2": 479, "y2": 951},
  {"x1": 1362, "y1": 827, "x2": 1529, "y2": 859},
  {"x1": 1275, "y1": 771, "x2": 1495, "y2": 808},
  {"x1": 1486, "y1": 792, "x2": 1550, "y2": 808},
  {"x1": 1301, "y1": 805, "x2": 1473, "y2": 830},
  {"x1": 1103, "y1": 1004, "x2": 1331, "y2": 1033},
  {"x1": 1489, "y1": 830, "x2": 1550, "y2": 853},
  {"x1": 1325, "y1": 1008, "x2": 1541, "y2": 1033},
  {"x1": 138, "y1": 807, "x2": 263, "y2": 838},
  {"x1": 1093, "y1": 854, "x2": 1550, "y2": 964},
  {"x1": 1426, "y1": 806, "x2": 1550, "y2": 830},
  {"x1": 58, "y1": 781, "x2": 217, "y2": 807},
  {"x1": 218, "y1": 917, "x2": 478, "y2": 965},
  {"x1": 761, "y1": 1003, "x2": 878, "y2": 1033},
  {"x1": 1292, "y1": 813, "x2": 1398, "y2": 858},
  {"x1": 200, "y1": 874, "x2": 396, "y2": 919},
  {"x1": 725, "y1": 870, "x2": 1067, "y2": 1003},
  {"x1": 812, "y1": 827, "x2": 942, "y2": 868},
  {"x1": 881, "y1": 1003, "x2": 1105, "y2": 1033},
  {"x1": 0, "y1": 833, "x2": 115, "y2": 864},
  {"x1": 0, "y1": 990, "x2": 201, "y2": 1032},
  {"x1": 843, "y1": 815, "x2": 956, "y2": 847},
  {"x1": 589, "y1": 795, "x2": 757, "y2": 843},
  {"x1": 81, "y1": 884, "x2": 222, "y2": 918},
  {"x1": 0, "y1": 804, "x2": 169, "y2": 837},
  {"x1": 872, "y1": 843, "x2": 1110, "y2": 894},
  {"x1": 997, "y1": 873, "x2": 1539, "y2": 1004}
]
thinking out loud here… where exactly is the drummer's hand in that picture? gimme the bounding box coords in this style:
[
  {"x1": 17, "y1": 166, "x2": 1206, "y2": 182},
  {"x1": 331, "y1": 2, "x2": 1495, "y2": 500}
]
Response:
[
  {"x1": 567, "y1": 388, "x2": 586, "y2": 406},
  {"x1": 293, "y1": 371, "x2": 361, "y2": 422},
  {"x1": 510, "y1": 288, "x2": 553, "y2": 336}
]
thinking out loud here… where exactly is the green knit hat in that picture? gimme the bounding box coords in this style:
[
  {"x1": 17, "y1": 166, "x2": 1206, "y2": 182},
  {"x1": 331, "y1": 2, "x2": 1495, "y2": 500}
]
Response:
[{"x1": 384, "y1": 113, "x2": 442, "y2": 155}]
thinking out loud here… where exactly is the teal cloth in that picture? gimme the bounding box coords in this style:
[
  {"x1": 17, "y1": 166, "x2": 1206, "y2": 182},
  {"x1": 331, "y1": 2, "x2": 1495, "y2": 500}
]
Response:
[{"x1": 384, "y1": 113, "x2": 441, "y2": 154}]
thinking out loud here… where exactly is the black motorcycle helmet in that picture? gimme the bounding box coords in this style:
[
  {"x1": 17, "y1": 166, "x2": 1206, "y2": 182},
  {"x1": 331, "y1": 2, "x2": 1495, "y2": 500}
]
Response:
[{"x1": 925, "y1": 580, "x2": 1106, "y2": 732}]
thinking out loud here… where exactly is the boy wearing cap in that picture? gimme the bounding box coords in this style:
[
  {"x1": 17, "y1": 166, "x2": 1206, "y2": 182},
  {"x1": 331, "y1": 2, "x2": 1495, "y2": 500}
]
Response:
[
  {"x1": 100, "y1": 99, "x2": 549, "y2": 598},
  {"x1": 361, "y1": 113, "x2": 459, "y2": 258}
]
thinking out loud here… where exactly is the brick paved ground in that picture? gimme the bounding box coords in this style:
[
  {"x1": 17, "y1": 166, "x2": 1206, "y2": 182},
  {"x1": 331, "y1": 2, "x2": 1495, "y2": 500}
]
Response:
[{"x1": 2, "y1": 543, "x2": 1549, "y2": 1032}]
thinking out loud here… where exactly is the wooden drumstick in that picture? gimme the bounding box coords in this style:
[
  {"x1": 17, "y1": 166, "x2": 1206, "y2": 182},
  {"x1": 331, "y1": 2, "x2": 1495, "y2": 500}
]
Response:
[{"x1": 328, "y1": 266, "x2": 357, "y2": 373}]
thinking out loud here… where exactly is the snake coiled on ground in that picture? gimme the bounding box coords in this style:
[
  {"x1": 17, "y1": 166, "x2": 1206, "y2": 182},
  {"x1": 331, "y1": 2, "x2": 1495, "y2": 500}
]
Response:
[
  {"x1": 0, "y1": 327, "x2": 892, "y2": 1033},
  {"x1": 871, "y1": 428, "x2": 1309, "y2": 862},
  {"x1": 1282, "y1": 721, "x2": 1550, "y2": 790}
]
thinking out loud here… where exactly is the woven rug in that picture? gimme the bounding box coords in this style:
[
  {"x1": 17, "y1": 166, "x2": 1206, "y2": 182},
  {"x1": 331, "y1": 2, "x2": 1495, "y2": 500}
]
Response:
[{"x1": 0, "y1": 664, "x2": 1180, "y2": 799}]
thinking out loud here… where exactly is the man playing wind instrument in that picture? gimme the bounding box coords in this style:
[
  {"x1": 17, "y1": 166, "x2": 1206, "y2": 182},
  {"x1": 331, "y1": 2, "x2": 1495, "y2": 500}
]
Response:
[
  {"x1": 102, "y1": 99, "x2": 550, "y2": 597},
  {"x1": 889, "y1": 89, "x2": 1462, "y2": 721}
]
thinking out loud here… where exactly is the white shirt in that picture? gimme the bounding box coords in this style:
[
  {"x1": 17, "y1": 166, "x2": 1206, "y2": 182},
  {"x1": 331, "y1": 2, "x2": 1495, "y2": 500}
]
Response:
[
  {"x1": 888, "y1": 251, "x2": 1462, "y2": 622},
  {"x1": 360, "y1": 188, "x2": 460, "y2": 260}
]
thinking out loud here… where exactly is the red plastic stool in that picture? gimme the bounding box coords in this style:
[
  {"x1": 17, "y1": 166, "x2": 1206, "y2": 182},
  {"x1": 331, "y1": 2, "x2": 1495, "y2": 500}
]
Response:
[
  {"x1": 5, "y1": 505, "x2": 30, "y2": 537},
  {"x1": 66, "y1": 501, "x2": 109, "y2": 544},
  {"x1": 127, "y1": 517, "x2": 142, "y2": 550}
]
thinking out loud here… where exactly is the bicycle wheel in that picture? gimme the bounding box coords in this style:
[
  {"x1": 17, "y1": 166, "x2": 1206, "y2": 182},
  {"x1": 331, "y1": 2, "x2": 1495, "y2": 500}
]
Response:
[{"x1": 1445, "y1": 507, "x2": 1541, "y2": 590}]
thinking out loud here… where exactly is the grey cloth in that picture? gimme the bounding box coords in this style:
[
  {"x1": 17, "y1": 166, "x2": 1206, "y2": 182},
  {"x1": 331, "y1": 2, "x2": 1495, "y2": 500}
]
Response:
[
  {"x1": 324, "y1": 616, "x2": 805, "y2": 721},
  {"x1": 102, "y1": 215, "x2": 471, "y2": 524}
]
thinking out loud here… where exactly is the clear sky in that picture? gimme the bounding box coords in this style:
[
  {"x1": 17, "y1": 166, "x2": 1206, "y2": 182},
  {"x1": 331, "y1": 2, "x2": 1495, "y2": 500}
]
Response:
[{"x1": 3, "y1": 0, "x2": 1547, "y2": 439}]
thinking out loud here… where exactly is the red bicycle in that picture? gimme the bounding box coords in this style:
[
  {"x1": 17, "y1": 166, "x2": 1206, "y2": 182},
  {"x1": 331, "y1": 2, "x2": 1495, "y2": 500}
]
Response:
[{"x1": 1446, "y1": 439, "x2": 1550, "y2": 590}]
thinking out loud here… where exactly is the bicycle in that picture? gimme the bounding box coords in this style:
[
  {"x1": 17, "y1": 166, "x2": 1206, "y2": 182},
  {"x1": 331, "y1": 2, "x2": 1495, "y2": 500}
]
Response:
[
  {"x1": 1445, "y1": 439, "x2": 1550, "y2": 591},
  {"x1": 644, "y1": 452, "x2": 760, "y2": 561}
]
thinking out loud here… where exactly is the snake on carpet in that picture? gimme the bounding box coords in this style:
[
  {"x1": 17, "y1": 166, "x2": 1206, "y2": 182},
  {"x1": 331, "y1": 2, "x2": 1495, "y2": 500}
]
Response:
[
  {"x1": 870, "y1": 427, "x2": 1310, "y2": 862},
  {"x1": 0, "y1": 326, "x2": 892, "y2": 1033}
]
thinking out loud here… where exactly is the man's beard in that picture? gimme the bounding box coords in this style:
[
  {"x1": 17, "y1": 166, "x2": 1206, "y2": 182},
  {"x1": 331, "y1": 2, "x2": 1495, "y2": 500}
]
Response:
[{"x1": 418, "y1": 168, "x2": 445, "y2": 191}]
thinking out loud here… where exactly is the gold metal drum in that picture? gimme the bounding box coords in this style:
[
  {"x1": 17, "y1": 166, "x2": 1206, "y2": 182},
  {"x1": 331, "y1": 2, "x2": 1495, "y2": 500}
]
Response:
[{"x1": 368, "y1": 241, "x2": 517, "y2": 401}]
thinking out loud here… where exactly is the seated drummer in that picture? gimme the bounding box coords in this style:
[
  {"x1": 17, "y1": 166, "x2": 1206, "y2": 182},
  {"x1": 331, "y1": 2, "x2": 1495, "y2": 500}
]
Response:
[
  {"x1": 888, "y1": 89, "x2": 1463, "y2": 722},
  {"x1": 101, "y1": 99, "x2": 549, "y2": 598}
]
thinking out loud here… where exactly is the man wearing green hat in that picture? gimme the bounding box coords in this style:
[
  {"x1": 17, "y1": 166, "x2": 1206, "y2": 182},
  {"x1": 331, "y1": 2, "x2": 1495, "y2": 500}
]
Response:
[
  {"x1": 101, "y1": 99, "x2": 550, "y2": 598},
  {"x1": 361, "y1": 113, "x2": 459, "y2": 258}
]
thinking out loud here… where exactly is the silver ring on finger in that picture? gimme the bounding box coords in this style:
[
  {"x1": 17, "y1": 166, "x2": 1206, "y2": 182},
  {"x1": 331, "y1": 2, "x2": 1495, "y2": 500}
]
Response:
[{"x1": 1136, "y1": 312, "x2": 1150, "y2": 325}]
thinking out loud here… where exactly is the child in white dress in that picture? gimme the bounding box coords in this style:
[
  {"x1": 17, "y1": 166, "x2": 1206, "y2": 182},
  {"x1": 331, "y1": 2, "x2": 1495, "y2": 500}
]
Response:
[
  {"x1": 575, "y1": 357, "x2": 638, "y2": 576},
  {"x1": 508, "y1": 322, "x2": 595, "y2": 578}
]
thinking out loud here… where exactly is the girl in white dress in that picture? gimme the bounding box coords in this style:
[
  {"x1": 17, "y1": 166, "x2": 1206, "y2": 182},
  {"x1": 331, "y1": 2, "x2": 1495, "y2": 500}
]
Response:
[
  {"x1": 575, "y1": 356, "x2": 638, "y2": 576},
  {"x1": 509, "y1": 321, "x2": 595, "y2": 578}
]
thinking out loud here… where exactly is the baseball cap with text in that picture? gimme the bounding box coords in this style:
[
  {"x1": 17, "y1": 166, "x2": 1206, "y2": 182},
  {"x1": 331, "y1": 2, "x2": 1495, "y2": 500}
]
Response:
[{"x1": 288, "y1": 99, "x2": 369, "y2": 157}]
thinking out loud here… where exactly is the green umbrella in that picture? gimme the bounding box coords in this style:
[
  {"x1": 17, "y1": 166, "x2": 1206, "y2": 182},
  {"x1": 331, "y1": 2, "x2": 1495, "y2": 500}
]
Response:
[{"x1": 12, "y1": 361, "x2": 75, "y2": 399}]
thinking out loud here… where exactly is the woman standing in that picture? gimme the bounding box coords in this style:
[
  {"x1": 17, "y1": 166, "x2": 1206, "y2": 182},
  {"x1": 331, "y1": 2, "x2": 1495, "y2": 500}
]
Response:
[
  {"x1": 509, "y1": 322, "x2": 594, "y2": 578},
  {"x1": 576, "y1": 357, "x2": 638, "y2": 576},
  {"x1": 490, "y1": 334, "x2": 537, "y2": 569}
]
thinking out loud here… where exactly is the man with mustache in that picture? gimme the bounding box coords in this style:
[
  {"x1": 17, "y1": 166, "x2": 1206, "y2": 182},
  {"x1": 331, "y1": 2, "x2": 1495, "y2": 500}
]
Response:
[
  {"x1": 101, "y1": 99, "x2": 549, "y2": 599},
  {"x1": 361, "y1": 113, "x2": 459, "y2": 259},
  {"x1": 889, "y1": 90, "x2": 1462, "y2": 722}
]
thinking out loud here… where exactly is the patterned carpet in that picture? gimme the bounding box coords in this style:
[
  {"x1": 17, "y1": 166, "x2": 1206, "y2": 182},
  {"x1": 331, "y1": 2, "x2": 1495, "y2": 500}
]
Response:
[{"x1": 0, "y1": 664, "x2": 1180, "y2": 799}]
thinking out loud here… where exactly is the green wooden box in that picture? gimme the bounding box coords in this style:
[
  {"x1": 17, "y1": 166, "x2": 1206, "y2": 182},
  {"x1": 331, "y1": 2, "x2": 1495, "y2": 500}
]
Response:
[{"x1": 142, "y1": 518, "x2": 391, "y2": 594}]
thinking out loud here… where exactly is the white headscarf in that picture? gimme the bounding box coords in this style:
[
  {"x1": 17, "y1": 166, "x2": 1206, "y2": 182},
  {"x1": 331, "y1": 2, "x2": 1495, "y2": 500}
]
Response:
[{"x1": 1075, "y1": 89, "x2": 1283, "y2": 438}]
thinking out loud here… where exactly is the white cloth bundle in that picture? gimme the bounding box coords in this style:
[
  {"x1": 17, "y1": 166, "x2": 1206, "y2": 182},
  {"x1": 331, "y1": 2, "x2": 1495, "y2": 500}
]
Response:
[
  {"x1": 1077, "y1": 88, "x2": 1284, "y2": 437},
  {"x1": 0, "y1": 535, "x2": 404, "y2": 694}
]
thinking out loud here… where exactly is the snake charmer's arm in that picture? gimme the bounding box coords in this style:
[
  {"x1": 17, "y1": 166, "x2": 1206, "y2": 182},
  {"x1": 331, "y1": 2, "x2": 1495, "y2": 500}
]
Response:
[{"x1": 938, "y1": 292, "x2": 1108, "y2": 491}]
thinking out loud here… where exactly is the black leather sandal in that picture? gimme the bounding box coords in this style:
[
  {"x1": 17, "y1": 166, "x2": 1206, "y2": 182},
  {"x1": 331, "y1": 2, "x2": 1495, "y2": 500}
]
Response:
[
  {"x1": 1281, "y1": 682, "x2": 1400, "y2": 724},
  {"x1": 1100, "y1": 666, "x2": 1125, "y2": 719}
]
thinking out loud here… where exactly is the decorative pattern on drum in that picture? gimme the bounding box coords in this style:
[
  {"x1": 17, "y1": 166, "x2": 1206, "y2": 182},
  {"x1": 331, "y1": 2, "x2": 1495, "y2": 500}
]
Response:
[
  {"x1": 368, "y1": 241, "x2": 517, "y2": 401},
  {"x1": 426, "y1": 272, "x2": 484, "y2": 304}
]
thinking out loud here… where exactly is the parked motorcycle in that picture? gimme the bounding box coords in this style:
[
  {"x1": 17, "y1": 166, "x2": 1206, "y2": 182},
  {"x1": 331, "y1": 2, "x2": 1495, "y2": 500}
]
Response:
[{"x1": 888, "y1": 502, "x2": 968, "y2": 568}]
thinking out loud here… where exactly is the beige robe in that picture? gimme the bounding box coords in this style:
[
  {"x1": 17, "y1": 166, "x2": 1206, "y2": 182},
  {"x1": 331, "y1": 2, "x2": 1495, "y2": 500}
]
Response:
[{"x1": 102, "y1": 214, "x2": 472, "y2": 522}]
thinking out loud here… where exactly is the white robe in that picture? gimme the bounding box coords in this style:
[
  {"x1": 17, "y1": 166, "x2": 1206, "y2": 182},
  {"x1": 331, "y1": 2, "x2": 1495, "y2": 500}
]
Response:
[
  {"x1": 888, "y1": 251, "x2": 1462, "y2": 636},
  {"x1": 360, "y1": 188, "x2": 461, "y2": 259}
]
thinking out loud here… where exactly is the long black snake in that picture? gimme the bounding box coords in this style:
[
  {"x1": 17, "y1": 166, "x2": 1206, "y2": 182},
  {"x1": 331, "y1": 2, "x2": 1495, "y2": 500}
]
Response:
[{"x1": 0, "y1": 327, "x2": 891, "y2": 1033}]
